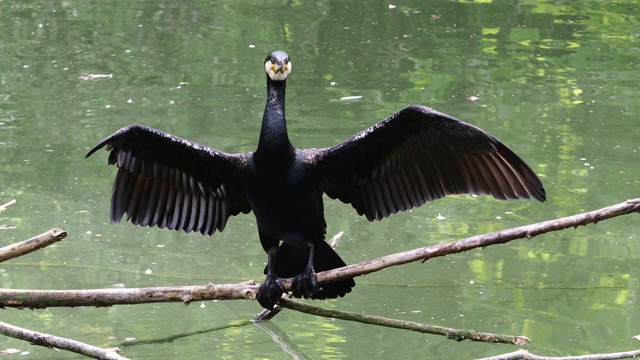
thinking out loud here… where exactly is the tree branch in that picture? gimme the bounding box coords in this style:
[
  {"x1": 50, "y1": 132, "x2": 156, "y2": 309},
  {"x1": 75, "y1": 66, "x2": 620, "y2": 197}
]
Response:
[
  {"x1": 0, "y1": 282, "x2": 258, "y2": 309},
  {"x1": 0, "y1": 320, "x2": 128, "y2": 360},
  {"x1": 1, "y1": 198, "x2": 639, "y2": 309},
  {"x1": 0, "y1": 199, "x2": 16, "y2": 213},
  {"x1": 1, "y1": 198, "x2": 638, "y2": 359},
  {"x1": 0, "y1": 228, "x2": 68, "y2": 263},
  {"x1": 279, "y1": 298, "x2": 529, "y2": 345},
  {"x1": 479, "y1": 348, "x2": 640, "y2": 360},
  {"x1": 310, "y1": 198, "x2": 640, "y2": 286},
  {"x1": 0, "y1": 285, "x2": 526, "y2": 344}
]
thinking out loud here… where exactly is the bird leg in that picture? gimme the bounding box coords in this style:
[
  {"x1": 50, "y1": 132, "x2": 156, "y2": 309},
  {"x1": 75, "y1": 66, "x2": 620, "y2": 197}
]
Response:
[
  {"x1": 256, "y1": 242, "x2": 321, "y2": 309},
  {"x1": 257, "y1": 246, "x2": 287, "y2": 310},
  {"x1": 290, "y1": 241, "x2": 321, "y2": 298}
]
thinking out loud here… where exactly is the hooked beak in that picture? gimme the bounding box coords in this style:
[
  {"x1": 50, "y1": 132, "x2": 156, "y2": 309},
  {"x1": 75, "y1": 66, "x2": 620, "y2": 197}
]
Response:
[{"x1": 265, "y1": 58, "x2": 291, "y2": 81}]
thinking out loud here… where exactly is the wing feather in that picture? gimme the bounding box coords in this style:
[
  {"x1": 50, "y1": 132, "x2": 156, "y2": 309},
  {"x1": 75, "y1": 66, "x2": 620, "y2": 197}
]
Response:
[
  {"x1": 86, "y1": 125, "x2": 251, "y2": 235},
  {"x1": 306, "y1": 105, "x2": 545, "y2": 221}
]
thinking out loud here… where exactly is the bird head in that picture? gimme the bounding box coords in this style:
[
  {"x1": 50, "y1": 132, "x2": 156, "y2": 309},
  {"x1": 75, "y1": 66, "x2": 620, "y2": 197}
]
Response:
[{"x1": 264, "y1": 51, "x2": 291, "y2": 81}]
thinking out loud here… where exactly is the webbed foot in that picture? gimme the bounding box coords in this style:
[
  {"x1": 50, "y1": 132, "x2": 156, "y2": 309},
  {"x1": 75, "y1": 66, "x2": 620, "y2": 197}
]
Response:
[
  {"x1": 291, "y1": 267, "x2": 321, "y2": 299},
  {"x1": 257, "y1": 274, "x2": 286, "y2": 310}
]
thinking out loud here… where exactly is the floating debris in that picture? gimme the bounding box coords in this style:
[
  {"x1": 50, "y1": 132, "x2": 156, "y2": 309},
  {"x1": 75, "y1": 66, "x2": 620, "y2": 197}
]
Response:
[
  {"x1": 79, "y1": 73, "x2": 113, "y2": 81},
  {"x1": 340, "y1": 95, "x2": 363, "y2": 101}
]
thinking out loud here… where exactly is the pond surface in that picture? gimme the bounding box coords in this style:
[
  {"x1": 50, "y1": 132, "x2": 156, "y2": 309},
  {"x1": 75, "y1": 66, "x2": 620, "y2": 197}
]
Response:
[{"x1": 1, "y1": 1, "x2": 639, "y2": 359}]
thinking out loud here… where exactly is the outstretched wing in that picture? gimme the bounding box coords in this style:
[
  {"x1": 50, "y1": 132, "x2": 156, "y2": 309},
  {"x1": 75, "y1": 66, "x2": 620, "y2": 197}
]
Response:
[
  {"x1": 306, "y1": 105, "x2": 545, "y2": 221},
  {"x1": 86, "y1": 125, "x2": 252, "y2": 235}
]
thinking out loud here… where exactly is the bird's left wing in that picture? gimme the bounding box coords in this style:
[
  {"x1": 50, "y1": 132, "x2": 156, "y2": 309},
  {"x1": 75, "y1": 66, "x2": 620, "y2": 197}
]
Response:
[
  {"x1": 86, "y1": 125, "x2": 252, "y2": 235},
  {"x1": 304, "y1": 105, "x2": 545, "y2": 221}
]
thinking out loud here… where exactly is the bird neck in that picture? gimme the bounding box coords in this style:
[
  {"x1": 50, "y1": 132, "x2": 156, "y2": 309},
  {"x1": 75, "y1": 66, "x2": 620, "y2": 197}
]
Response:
[{"x1": 257, "y1": 78, "x2": 294, "y2": 156}]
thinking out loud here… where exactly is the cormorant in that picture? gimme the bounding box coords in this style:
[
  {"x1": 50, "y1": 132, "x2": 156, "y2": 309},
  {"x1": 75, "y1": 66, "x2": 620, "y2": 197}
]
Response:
[{"x1": 86, "y1": 50, "x2": 546, "y2": 310}]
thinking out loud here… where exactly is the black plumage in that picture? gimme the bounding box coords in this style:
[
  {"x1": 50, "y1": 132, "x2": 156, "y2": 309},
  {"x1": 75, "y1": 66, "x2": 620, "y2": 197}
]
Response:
[{"x1": 86, "y1": 50, "x2": 545, "y2": 310}]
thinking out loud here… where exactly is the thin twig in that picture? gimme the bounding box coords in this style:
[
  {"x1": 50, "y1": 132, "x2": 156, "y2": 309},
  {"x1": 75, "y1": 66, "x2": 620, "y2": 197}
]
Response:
[
  {"x1": 115, "y1": 321, "x2": 252, "y2": 348},
  {"x1": 479, "y1": 348, "x2": 640, "y2": 360},
  {"x1": 279, "y1": 298, "x2": 529, "y2": 345},
  {"x1": 0, "y1": 320, "x2": 128, "y2": 360},
  {"x1": 252, "y1": 299, "x2": 284, "y2": 322},
  {"x1": 0, "y1": 199, "x2": 16, "y2": 213},
  {"x1": 327, "y1": 231, "x2": 344, "y2": 248},
  {"x1": 0, "y1": 228, "x2": 68, "y2": 263}
]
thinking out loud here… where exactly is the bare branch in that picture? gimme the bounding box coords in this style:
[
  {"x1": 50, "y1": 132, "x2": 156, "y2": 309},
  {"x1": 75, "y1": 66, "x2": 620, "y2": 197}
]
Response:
[
  {"x1": 0, "y1": 228, "x2": 68, "y2": 263},
  {"x1": 479, "y1": 348, "x2": 640, "y2": 360},
  {"x1": 0, "y1": 199, "x2": 639, "y2": 310},
  {"x1": 0, "y1": 320, "x2": 128, "y2": 360},
  {"x1": 279, "y1": 298, "x2": 529, "y2": 345},
  {"x1": 311, "y1": 198, "x2": 640, "y2": 286},
  {"x1": 252, "y1": 301, "x2": 283, "y2": 322},
  {"x1": 0, "y1": 282, "x2": 258, "y2": 309},
  {"x1": 0, "y1": 199, "x2": 16, "y2": 213},
  {"x1": 327, "y1": 231, "x2": 344, "y2": 248},
  {"x1": 0, "y1": 198, "x2": 637, "y2": 359}
]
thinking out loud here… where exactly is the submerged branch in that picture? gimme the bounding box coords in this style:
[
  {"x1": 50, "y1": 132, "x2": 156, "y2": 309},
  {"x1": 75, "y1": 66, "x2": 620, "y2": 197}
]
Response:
[
  {"x1": 0, "y1": 228, "x2": 68, "y2": 263},
  {"x1": 0, "y1": 320, "x2": 128, "y2": 360},
  {"x1": 253, "y1": 321, "x2": 312, "y2": 360},
  {"x1": 279, "y1": 298, "x2": 529, "y2": 345},
  {"x1": 479, "y1": 348, "x2": 640, "y2": 360}
]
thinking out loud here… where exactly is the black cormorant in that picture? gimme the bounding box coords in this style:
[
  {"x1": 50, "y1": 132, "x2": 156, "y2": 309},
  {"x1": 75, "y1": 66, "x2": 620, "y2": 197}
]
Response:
[{"x1": 86, "y1": 50, "x2": 546, "y2": 310}]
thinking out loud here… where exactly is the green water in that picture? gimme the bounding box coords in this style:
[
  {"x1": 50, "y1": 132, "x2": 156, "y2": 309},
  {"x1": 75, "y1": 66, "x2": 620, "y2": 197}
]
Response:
[{"x1": 1, "y1": 1, "x2": 639, "y2": 359}]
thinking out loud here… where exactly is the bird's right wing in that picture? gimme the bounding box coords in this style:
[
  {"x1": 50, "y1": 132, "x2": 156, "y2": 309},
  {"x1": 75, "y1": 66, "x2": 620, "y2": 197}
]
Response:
[{"x1": 86, "y1": 125, "x2": 252, "y2": 235}]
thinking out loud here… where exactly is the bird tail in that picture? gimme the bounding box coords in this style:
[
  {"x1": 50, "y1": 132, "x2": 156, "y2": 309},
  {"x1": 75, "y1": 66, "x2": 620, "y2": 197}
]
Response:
[{"x1": 268, "y1": 241, "x2": 355, "y2": 300}]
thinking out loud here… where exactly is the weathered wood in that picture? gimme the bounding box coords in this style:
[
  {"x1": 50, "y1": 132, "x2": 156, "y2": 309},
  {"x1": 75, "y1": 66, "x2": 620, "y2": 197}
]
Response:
[
  {"x1": 279, "y1": 297, "x2": 530, "y2": 345},
  {"x1": 0, "y1": 320, "x2": 128, "y2": 360},
  {"x1": 313, "y1": 198, "x2": 640, "y2": 286},
  {"x1": 0, "y1": 282, "x2": 258, "y2": 309},
  {"x1": 479, "y1": 348, "x2": 640, "y2": 360},
  {"x1": 0, "y1": 228, "x2": 68, "y2": 263},
  {"x1": 1, "y1": 199, "x2": 639, "y2": 309}
]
